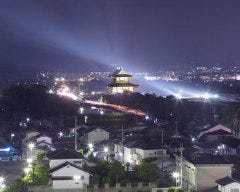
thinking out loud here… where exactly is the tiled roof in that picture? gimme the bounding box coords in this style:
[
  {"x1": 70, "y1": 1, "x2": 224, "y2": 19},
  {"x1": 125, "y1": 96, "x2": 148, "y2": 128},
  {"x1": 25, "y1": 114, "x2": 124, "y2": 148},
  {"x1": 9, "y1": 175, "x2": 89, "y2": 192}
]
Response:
[
  {"x1": 47, "y1": 148, "x2": 84, "y2": 160},
  {"x1": 49, "y1": 161, "x2": 89, "y2": 174},
  {"x1": 108, "y1": 82, "x2": 139, "y2": 87},
  {"x1": 215, "y1": 176, "x2": 238, "y2": 186},
  {"x1": 184, "y1": 154, "x2": 233, "y2": 165},
  {"x1": 205, "y1": 129, "x2": 234, "y2": 136}
]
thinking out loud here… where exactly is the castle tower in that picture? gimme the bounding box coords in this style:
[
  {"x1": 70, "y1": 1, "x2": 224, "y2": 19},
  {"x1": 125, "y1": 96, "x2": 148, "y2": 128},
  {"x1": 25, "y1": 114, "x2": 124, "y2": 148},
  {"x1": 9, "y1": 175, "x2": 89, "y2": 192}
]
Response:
[{"x1": 108, "y1": 67, "x2": 139, "y2": 94}]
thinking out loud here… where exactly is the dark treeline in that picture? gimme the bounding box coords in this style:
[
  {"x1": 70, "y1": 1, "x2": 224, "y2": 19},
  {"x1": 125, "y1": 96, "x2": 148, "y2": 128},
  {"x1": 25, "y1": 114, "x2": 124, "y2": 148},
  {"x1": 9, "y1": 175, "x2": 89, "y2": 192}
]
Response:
[
  {"x1": 104, "y1": 93, "x2": 240, "y2": 133},
  {"x1": 0, "y1": 84, "x2": 78, "y2": 121}
]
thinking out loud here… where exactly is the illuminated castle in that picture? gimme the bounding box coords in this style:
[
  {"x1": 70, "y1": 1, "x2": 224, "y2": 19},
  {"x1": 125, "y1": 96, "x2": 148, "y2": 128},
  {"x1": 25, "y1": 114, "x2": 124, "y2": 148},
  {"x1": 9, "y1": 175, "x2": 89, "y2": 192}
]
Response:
[{"x1": 108, "y1": 67, "x2": 139, "y2": 94}]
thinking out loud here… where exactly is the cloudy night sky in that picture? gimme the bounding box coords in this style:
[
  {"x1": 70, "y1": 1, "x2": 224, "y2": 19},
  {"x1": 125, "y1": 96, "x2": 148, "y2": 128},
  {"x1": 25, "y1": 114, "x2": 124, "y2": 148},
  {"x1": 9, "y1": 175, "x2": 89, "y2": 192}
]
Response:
[{"x1": 1, "y1": 0, "x2": 240, "y2": 74}]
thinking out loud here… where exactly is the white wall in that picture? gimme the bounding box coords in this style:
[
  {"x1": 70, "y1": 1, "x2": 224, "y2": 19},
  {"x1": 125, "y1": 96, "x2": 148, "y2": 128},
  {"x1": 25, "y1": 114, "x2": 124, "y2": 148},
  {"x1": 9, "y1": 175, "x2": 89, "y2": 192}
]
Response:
[
  {"x1": 135, "y1": 148, "x2": 167, "y2": 159},
  {"x1": 218, "y1": 182, "x2": 240, "y2": 192},
  {"x1": 52, "y1": 165, "x2": 90, "y2": 189}
]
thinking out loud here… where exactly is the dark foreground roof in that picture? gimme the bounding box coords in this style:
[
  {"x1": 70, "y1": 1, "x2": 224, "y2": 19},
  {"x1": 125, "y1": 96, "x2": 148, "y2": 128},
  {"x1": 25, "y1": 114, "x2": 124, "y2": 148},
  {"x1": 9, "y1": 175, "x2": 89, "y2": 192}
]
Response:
[
  {"x1": 49, "y1": 161, "x2": 89, "y2": 174},
  {"x1": 183, "y1": 154, "x2": 233, "y2": 165},
  {"x1": 47, "y1": 148, "x2": 84, "y2": 160},
  {"x1": 108, "y1": 82, "x2": 139, "y2": 87},
  {"x1": 215, "y1": 176, "x2": 238, "y2": 186}
]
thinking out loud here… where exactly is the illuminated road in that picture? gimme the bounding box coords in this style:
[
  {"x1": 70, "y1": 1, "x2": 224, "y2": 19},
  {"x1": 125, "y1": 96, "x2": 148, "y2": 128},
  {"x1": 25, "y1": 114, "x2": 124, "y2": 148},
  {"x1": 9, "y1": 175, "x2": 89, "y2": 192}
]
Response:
[{"x1": 84, "y1": 100, "x2": 146, "y2": 117}]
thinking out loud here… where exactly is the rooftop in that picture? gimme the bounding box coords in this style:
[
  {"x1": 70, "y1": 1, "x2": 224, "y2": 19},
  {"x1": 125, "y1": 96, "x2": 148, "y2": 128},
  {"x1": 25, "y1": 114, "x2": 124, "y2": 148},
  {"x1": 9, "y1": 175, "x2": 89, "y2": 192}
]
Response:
[
  {"x1": 47, "y1": 148, "x2": 84, "y2": 160},
  {"x1": 215, "y1": 176, "x2": 238, "y2": 186}
]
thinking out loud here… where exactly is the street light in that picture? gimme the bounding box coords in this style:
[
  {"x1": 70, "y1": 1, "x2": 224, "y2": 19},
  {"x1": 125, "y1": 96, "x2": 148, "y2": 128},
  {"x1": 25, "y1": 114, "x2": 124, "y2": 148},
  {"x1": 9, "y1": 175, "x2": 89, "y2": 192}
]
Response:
[
  {"x1": 173, "y1": 172, "x2": 180, "y2": 188},
  {"x1": 79, "y1": 107, "x2": 84, "y2": 114},
  {"x1": 27, "y1": 158, "x2": 33, "y2": 166},
  {"x1": 104, "y1": 147, "x2": 109, "y2": 162},
  {"x1": 24, "y1": 167, "x2": 30, "y2": 174},
  {"x1": 84, "y1": 116, "x2": 88, "y2": 124},
  {"x1": 0, "y1": 177, "x2": 5, "y2": 189},
  {"x1": 28, "y1": 143, "x2": 35, "y2": 151}
]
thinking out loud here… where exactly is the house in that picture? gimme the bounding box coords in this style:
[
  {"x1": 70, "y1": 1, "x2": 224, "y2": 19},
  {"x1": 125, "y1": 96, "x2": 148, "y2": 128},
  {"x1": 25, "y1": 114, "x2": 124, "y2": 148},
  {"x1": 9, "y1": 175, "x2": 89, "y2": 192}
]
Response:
[
  {"x1": 24, "y1": 133, "x2": 53, "y2": 159},
  {"x1": 47, "y1": 148, "x2": 91, "y2": 190},
  {"x1": 86, "y1": 128, "x2": 110, "y2": 144},
  {"x1": 25, "y1": 130, "x2": 40, "y2": 140},
  {"x1": 199, "y1": 129, "x2": 236, "y2": 142},
  {"x1": 175, "y1": 154, "x2": 233, "y2": 192},
  {"x1": 215, "y1": 176, "x2": 240, "y2": 192},
  {"x1": 49, "y1": 161, "x2": 91, "y2": 190},
  {"x1": 123, "y1": 139, "x2": 168, "y2": 166},
  {"x1": 198, "y1": 124, "x2": 233, "y2": 138},
  {"x1": 47, "y1": 148, "x2": 85, "y2": 168}
]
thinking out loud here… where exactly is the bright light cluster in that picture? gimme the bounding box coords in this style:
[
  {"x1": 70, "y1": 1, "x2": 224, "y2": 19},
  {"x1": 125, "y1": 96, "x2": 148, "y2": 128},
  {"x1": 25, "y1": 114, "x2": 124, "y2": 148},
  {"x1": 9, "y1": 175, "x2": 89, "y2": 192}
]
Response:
[{"x1": 57, "y1": 86, "x2": 78, "y2": 101}]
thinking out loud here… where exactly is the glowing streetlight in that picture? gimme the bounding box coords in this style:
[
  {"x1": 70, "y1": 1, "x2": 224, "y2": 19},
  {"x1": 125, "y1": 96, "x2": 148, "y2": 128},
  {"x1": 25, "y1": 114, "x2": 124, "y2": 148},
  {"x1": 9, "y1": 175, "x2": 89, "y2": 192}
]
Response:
[
  {"x1": 58, "y1": 132, "x2": 64, "y2": 138},
  {"x1": 84, "y1": 116, "x2": 88, "y2": 124},
  {"x1": 88, "y1": 143, "x2": 93, "y2": 149},
  {"x1": 104, "y1": 147, "x2": 109, "y2": 153},
  {"x1": 172, "y1": 172, "x2": 180, "y2": 188},
  {"x1": 27, "y1": 158, "x2": 33, "y2": 165},
  {"x1": 79, "y1": 107, "x2": 84, "y2": 114},
  {"x1": 24, "y1": 167, "x2": 30, "y2": 174},
  {"x1": 28, "y1": 143, "x2": 35, "y2": 151},
  {"x1": 145, "y1": 115, "x2": 149, "y2": 120},
  {"x1": 100, "y1": 110, "x2": 104, "y2": 115},
  {"x1": 0, "y1": 176, "x2": 5, "y2": 189},
  {"x1": 26, "y1": 117, "x2": 30, "y2": 122}
]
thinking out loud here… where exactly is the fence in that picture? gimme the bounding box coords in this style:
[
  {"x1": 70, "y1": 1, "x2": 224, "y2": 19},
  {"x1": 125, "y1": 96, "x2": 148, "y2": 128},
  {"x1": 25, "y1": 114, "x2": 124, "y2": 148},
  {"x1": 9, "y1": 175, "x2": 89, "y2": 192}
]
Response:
[{"x1": 29, "y1": 182, "x2": 157, "y2": 192}]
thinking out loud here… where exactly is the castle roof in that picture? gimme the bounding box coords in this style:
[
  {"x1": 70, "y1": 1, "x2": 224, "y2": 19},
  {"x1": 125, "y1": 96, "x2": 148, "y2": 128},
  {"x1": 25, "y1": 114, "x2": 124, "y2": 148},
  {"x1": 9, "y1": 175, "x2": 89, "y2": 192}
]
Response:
[{"x1": 111, "y1": 68, "x2": 132, "y2": 77}]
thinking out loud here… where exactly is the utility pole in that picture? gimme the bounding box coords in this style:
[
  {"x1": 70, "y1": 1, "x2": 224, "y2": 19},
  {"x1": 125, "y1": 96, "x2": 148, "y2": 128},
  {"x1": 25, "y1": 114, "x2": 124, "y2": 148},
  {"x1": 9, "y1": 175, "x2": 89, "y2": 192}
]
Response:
[
  {"x1": 75, "y1": 116, "x2": 78, "y2": 151},
  {"x1": 161, "y1": 127, "x2": 164, "y2": 172},
  {"x1": 175, "y1": 118, "x2": 179, "y2": 137},
  {"x1": 121, "y1": 124, "x2": 124, "y2": 164},
  {"x1": 180, "y1": 143, "x2": 183, "y2": 187}
]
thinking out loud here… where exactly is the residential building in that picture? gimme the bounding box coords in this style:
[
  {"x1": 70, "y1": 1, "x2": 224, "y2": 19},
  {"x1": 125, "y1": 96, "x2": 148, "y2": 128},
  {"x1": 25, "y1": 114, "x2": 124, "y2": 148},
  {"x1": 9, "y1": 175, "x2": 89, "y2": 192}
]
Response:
[
  {"x1": 215, "y1": 176, "x2": 240, "y2": 192},
  {"x1": 175, "y1": 154, "x2": 233, "y2": 192},
  {"x1": 86, "y1": 128, "x2": 110, "y2": 144},
  {"x1": 47, "y1": 148, "x2": 85, "y2": 168},
  {"x1": 49, "y1": 161, "x2": 91, "y2": 190}
]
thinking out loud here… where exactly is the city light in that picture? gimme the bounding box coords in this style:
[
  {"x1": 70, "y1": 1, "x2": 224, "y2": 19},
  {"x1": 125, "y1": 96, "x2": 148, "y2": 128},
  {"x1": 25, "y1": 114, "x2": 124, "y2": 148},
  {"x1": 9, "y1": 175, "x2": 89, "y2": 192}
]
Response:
[
  {"x1": 84, "y1": 116, "x2": 88, "y2": 124},
  {"x1": 73, "y1": 175, "x2": 81, "y2": 180},
  {"x1": 58, "y1": 132, "x2": 64, "y2": 138},
  {"x1": 79, "y1": 107, "x2": 84, "y2": 114},
  {"x1": 174, "y1": 93, "x2": 182, "y2": 100},
  {"x1": 24, "y1": 167, "x2": 30, "y2": 174},
  {"x1": 88, "y1": 143, "x2": 93, "y2": 149},
  {"x1": 104, "y1": 147, "x2": 109, "y2": 153},
  {"x1": 172, "y1": 171, "x2": 180, "y2": 187},
  {"x1": 0, "y1": 176, "x2": 5, "y2": 189},
  {"x1": 28, "y1": 143, "x2": 35, "y2": 151},
  {"x1": 27, "y1": 158, "x2": 33, "y2": 164}
]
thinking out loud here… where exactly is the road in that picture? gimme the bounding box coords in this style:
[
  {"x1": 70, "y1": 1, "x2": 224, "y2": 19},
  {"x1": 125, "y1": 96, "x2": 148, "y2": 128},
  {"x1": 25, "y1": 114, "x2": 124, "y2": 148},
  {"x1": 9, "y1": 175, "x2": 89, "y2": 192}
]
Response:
[
  {"x1": 84, "y1": 100, "x2": 147, "y2": 117},
  {"x1": 0, "y1": 161, "x2": 25, "y2": 186}
]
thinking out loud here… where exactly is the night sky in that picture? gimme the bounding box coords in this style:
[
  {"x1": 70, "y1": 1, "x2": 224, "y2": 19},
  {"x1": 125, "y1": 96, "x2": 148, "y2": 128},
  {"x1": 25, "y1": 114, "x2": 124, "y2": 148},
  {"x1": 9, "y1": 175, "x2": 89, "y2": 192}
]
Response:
[{"x1": 1, "y1": 0, "x2": 240, "y2": 74}]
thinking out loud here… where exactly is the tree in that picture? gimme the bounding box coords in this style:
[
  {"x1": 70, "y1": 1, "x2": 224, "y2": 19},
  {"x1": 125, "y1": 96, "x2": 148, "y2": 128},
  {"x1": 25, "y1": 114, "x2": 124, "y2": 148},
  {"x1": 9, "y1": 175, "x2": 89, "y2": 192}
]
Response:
[
  {"x1": 108, "y1": 160, "x2": 125, "y2": 183},
  {"x1": 32, "y1": 163, "x2": 49, "y2": 184},
  {"x1": 135, "y1": 161, "x2": 159, "y2": 182}
]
